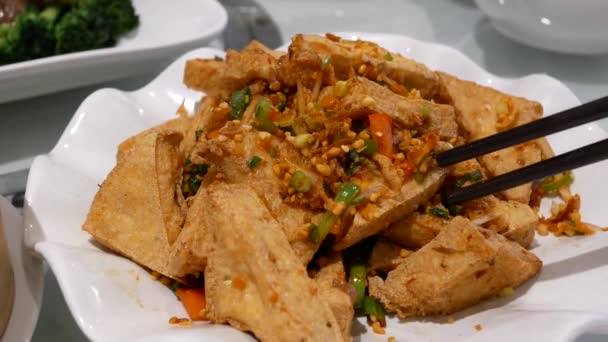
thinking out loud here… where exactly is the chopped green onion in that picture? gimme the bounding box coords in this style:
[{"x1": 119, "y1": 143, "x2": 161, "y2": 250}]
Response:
[
  {"x1": 335, "y1": 182, "x2": 361, "y2": 203},
  {"x1": 308, "y1": 212, "x2": 338, "y2": 243},
  {"x1": 230, "y1": 87, "x2": 251, "y2": 119},
  {"x1": 247, "y1": 156, "x2": 262, "y2": 169},
  {"x1": 270, "y1": 146, "x2": 277, "y2": 158},
  {"x1": 428, "y1": 207, "x2": 450, "y2": 219},
  {"x1": 349, "y1": 264, "x2": 367, "y2": 309},
  {"x1": 290, "y1": 171, "x2": 312, "y2": 192},
  {"x1": 321, "y1": 55, "x2": 331, "y2": 69},
  {"x1": 334, "y1": 81, "x2": 349, "y2": 97},
  {"x1": 253, "y1": 97, "x2": 278, "y2": 133},
  {"x1": 383, "y1": 53, "x2": 393, "y2": 61},
  {"x1": 195, "y1": 129, "x2": 203, "y2": 141},
  {"x1": 540, "y1": 173, "x2": 573, "y2": 193},
  {"x1": 293, "y1": 133, "x2": 312, "y2": 148},
  {"x1": 363, "y1": 296, "x2": 386, "y2": 326},
  {"x1": 360, "y1": 139, "x2": 378, "y2": 157},
  {"x1": 421, "y1": 105, "x2": 431, "y2": 119},
  {"x1": 454, "y1": 169, "x2": 483, "y2": 188},
  {"x1": 213, "y1": 55, "x2": 224, "y2": 61},
  {"x1": 184, "y1": 157, "x2": 192, "y2": 167},
  {"x1": 376, "y1": 80, "x2": 386, "y2": 86}
]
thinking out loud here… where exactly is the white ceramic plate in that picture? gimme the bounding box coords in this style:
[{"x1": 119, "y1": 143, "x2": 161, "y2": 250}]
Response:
[
  {"x1": 0, "y1": 0, "x2": 227, "y2": 104},
  {"x1": 1, "y1": 196, "x2": 44, "y2": 342},
  {"x1": 24, "y1": 32, "x2": 608, "y2": 341}
]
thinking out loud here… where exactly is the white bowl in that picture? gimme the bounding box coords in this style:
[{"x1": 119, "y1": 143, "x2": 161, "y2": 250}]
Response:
[{"x1": 475, "y1": 0, "x2": 608, "y2": 54}]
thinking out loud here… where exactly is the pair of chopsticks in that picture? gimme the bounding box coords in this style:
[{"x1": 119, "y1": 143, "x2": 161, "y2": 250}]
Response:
[{"x1": 437, "y1": 95, "x2": 608, "y2": 206}]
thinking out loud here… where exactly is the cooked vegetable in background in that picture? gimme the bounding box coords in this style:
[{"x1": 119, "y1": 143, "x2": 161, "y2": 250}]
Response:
[{"x1": 0, "y1": 0, "x2": 138, "y2": 65}]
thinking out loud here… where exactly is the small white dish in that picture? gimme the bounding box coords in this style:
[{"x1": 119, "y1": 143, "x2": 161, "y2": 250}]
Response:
[
  {"x1": 475, "y1": 0, "x2": 608, "y2": 55},
  {"x1": 0, "y1": 0, "x2": 227, "y2": 104},
  {"x1": 24, "y1": 32, "x2": 608, "y2": 341},
  {"x1": 1, "y1": 196, "x2": 44, "y2": 342}
]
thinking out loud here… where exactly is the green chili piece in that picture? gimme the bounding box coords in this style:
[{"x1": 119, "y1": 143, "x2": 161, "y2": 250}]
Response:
[
  {"x1": 363, "y1": 296, "x2": 386, "y2": 325},
  {"x1": 308, "y1": 212, "x2": 338, "y2": 243},
  {"x1": 540, "y1": 173, "x2": 573, "y2": 193},
  {"x1": 230, "y1": 87, "x2": 251, "y2": 119},
  {"x1": 361, "y1": 139, "x2": 378, "y2": 157},
  {"x1": 335, "y1": 182, "x2": 361, "y2": 203},
  {"x1": 349, "y1": 264, "x2": 367, "y2": 309},
  {"x1": 253, "y1": 97, "x2": 278, "y2": 133},
  {"x1": 247, "y1": 156, "x2": 262, "y2": 169},
  {"x1": 454, "y1": 169, "x2": 483, "y2": 188},
  {"x1": 428, "y1": 207, "x2": 450, "y2": 219}
]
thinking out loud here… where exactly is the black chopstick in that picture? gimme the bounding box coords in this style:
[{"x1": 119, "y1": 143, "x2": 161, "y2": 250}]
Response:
[
  {"x1": 443, "y1": 138, "x2": 608, "y2": 206},
  {"x1": 436, "y1": 95, "x2": 608, "y2": 167}
]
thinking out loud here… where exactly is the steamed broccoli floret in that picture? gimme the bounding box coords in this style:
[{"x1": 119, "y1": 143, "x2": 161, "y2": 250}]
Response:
[
  {"x1": 96, "y1": 0, "x2": 139, "y2": 36},
  {"x1": 0, "y1": 6, "x2": 60, "y2": 65},
  {"x1": 0, "y1": 23, "x2": 13, "y2": 64},
  {"x1": 54, "y1": 7, "x2": 113, "y2": 54},
  {"x1": 54, "y1": 0, "x2": 138, "y2": 54},
  {"x1": 0, "y1": 0, "x2": 138, "y2": 65}
]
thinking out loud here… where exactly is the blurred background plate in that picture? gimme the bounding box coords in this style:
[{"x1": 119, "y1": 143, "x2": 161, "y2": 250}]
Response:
[
  {"x1": 1, "y1": 196, "x2": 44, "y2": 342},
  {"x1": 0, "y1": 0, "x2": 227, "y2": 104}
]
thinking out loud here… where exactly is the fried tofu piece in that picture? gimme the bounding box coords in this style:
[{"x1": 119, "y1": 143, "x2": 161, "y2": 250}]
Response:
[
  {"x1": 367, "y1": 238, "x2": 412, "y2": 274},
  {"x1": 282, "y1": 34, "x2": 440, "y2": 99},
  {"x1": 83, "y1": 130, "x2": 186, "y2": 279},
  {"x1": 167, "y1": 187, "x2": 211, "y2": 277},
  {"x1": 384, "y1": 201, "x2": 537, "y2": 250},
  {"x1": 437, "y1": 72, "x2": 550, "y2": 203},
  {"x1": 320, "y1": 77, "x2": 458, "y2": 142},
  {"x1": 314, "y1": 254, "x2": 354, "y2": 342},
  {"x1": 183, "y1": 59, "x2": 226, "y2": 95},
  {"x1": 368, "y1": 217, "x2": 542, "y2": 318},
  {"x1": 179, "y1": 96, "x2": 226, "y2": 155},
  {"x1": 117, "y1": 116, "x2": 192, "y2": 161},
  {"x1": 334, "y1": 168, "x2": 448, "y2": 250},
  {"x1": 184, "y1": 40, "x2": 279, "y2": 99},
  {"x1": 383, "y1": 213, "x2": 450, "y2": 249},
  {"x1": 192, "y1": 124, "x2": 323, "y2": 264},
  {"x1": 450, "y1": 158, "x2": 537, "y2": 248},
  {"x1": 204, "y1": 183, "x2": 345, "y2": 342}
]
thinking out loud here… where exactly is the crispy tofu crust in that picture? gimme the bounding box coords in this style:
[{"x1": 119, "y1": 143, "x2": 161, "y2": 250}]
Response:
[
  {"x1": 437, "y1": 72, "x2": 551, "y2": 203},
  {"x1": 369, "y1": 217, "x2": 542, "y2": 318},
  {"x1": 204, "y1": 183, "x2": 345, "y2": 342}
]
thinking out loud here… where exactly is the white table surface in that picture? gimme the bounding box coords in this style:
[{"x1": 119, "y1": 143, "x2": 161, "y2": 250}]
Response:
[{"x1": 0, "y1": 0, "x2": 603, "y2": 341}]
